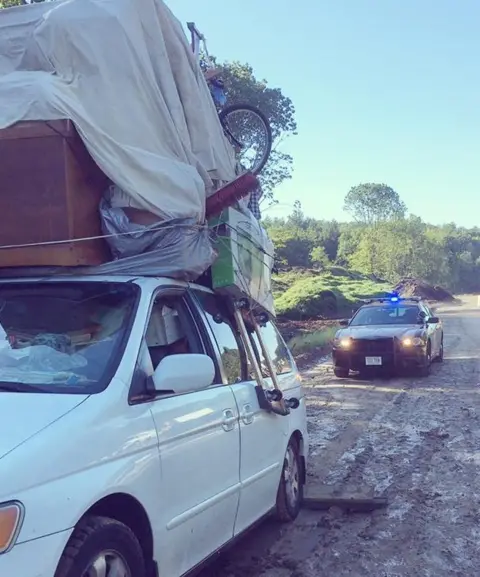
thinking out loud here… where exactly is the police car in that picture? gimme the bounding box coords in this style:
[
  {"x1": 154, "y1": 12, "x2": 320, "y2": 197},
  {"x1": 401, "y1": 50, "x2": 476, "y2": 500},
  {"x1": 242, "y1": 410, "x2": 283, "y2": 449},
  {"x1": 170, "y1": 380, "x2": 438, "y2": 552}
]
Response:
[{"x1": 332, "y1": 294, "x2": 443, "y2": 377}]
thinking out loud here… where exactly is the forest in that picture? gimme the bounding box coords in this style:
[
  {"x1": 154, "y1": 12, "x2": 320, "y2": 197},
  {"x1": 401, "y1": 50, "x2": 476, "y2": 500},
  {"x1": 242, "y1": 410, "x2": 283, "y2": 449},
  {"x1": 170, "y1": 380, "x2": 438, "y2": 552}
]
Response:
[
  {"x1": 265, "y1": 182, "x2": 480, "y2": 294},
  {"x1": 264, "y1": 183, "x2": 480, "y2": 320}
]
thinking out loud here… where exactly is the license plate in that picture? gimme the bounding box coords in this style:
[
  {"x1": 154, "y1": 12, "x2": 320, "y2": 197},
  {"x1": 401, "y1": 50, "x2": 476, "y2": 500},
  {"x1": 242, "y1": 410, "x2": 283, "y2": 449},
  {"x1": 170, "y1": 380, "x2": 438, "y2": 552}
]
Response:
[{"x1": 365, "y1": 356, "x2": 382, "y2": 366}]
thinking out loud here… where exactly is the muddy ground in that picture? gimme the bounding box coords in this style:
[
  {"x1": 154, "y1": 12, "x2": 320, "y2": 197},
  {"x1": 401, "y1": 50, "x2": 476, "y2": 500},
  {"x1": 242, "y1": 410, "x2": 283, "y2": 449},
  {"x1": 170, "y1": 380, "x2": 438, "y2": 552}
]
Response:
[{"x1": 200, "y1": 295, "x2": 480, "y2": 577}]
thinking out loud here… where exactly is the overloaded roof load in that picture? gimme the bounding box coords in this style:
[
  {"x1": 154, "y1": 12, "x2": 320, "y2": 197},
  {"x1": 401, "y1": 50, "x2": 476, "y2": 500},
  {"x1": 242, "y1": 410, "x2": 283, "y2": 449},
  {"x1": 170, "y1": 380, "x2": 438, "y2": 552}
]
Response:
[{"x1": 0, "y1": 0, "x2": 237, "y2": 221}]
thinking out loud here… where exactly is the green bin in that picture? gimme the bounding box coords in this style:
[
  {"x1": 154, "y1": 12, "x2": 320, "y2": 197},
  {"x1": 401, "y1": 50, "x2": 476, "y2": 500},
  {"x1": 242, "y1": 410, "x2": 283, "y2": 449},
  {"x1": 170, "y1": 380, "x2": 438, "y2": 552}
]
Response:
[{"x1": 209, "y1": 207, "x2": 275, "y2": 316}]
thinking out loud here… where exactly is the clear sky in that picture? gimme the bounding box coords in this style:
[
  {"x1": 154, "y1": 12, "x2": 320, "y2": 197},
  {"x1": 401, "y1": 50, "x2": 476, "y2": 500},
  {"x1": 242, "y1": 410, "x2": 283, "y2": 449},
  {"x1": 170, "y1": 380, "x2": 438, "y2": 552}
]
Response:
[{"x1": 169, "y1": 0, "x2": 479, "y2": 227}]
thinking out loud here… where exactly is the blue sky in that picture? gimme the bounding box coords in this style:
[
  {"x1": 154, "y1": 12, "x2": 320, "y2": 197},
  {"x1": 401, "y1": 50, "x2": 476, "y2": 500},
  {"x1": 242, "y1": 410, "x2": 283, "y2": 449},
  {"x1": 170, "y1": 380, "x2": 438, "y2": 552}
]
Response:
[{"x1": 170, "y1": 0, "x2": 479, "y2": 227}]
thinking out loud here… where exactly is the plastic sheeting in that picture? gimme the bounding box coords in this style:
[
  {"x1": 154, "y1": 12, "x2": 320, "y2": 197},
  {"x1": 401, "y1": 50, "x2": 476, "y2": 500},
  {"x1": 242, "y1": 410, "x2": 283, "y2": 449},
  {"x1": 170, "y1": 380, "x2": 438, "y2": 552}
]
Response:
[
  {"x1": 94, "y1": 194, "x2": 216, "y2": 281},
  {"x1": 0, "y1": 0, "x2": 237, "y2": 221}
]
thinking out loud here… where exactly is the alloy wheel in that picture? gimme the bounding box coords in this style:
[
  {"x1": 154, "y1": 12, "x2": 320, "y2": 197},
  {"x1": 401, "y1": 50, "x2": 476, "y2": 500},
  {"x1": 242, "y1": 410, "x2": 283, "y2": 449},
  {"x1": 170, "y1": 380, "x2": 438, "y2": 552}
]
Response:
[
  {"x1": 284, "y1": 445, "x2": 300, "y2": 509},
  {"x1": 83, "y1": 551, "x2": 131, "y2": 577}
]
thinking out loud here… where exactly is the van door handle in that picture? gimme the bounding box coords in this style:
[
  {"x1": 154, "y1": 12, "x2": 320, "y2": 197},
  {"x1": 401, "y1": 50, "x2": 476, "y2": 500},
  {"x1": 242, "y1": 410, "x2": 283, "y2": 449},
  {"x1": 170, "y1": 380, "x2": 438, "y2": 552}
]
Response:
[
  {"x1": 241, "y1": 403, "x2": 255, "y2": 425},
  {"x1": 222, "y1": 409, "x2": 237, "y2": 432}
]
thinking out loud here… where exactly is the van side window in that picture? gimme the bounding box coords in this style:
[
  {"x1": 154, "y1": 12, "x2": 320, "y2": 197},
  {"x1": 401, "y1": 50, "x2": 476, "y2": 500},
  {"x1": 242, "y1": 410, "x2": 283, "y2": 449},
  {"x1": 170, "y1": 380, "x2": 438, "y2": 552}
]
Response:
[
  {"x1": 249, "y1": 321, "x2": 292, "y2": 378},
  {"x1": 144, "y1": 296, "x2": 195, "y2": 372},
  {"x1": 193, "y1": 291, "x2": 243, "y2": 385}
]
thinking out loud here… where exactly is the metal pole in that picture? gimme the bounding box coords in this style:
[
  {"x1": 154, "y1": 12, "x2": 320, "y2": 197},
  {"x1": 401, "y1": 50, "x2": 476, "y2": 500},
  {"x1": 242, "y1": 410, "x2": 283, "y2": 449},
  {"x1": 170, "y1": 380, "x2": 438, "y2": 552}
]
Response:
[
  {"x1": 233, "y1": 308, "x2": 265, "y2": 387},
  {"x1": 251, "y1": 320, "x2": 282, "y2": 392}
]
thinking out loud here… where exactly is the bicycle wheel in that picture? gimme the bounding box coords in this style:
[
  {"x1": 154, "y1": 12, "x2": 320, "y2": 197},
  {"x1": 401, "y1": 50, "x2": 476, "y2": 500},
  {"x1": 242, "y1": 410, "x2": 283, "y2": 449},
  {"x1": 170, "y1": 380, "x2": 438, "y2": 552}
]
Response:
[{"x1": 219, "y1": 103, "x2": 272, "y2": 175}]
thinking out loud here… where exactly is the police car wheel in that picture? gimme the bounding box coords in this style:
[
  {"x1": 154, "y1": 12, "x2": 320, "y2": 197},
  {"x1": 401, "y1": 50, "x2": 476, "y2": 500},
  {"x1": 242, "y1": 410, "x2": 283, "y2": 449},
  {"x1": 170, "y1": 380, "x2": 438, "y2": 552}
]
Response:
[
  {"x1": 334, "y1": 367, "x2": 349, "y2": 378},
  {"x1": 419, "y1": 345, "x2": 432, "y2": 377}
]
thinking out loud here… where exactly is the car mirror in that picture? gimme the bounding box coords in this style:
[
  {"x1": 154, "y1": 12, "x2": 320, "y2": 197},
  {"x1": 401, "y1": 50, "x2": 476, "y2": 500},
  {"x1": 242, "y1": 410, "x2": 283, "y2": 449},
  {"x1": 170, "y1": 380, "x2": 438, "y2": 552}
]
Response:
[
  {"x1": 152, "y1": 354, "x2": 215, "y2": 394},
  {"x1": 339, "y1": 319, "x2": 350, "y2": 327},
  {"x1": 427, "y1": 316, "x2": 439, "y2": 324}
]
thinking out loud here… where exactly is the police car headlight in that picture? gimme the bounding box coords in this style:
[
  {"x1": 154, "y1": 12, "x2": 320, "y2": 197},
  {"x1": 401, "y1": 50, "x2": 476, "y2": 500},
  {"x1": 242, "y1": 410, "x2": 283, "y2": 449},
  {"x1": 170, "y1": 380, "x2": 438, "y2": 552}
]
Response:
[
  {"x1": 334, "y1": 337, "x2": 352, "y2": 349},
  {"x1": 402, "y1": 337, "x2": 423, "y2": 347}
]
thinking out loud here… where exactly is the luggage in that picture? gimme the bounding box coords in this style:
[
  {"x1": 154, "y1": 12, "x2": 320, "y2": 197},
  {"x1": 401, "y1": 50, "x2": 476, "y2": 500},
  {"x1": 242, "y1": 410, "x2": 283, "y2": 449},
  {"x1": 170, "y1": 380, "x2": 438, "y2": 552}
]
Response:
[{"x1": 0, "y1": 120, "x2": 110, "y2": 267}]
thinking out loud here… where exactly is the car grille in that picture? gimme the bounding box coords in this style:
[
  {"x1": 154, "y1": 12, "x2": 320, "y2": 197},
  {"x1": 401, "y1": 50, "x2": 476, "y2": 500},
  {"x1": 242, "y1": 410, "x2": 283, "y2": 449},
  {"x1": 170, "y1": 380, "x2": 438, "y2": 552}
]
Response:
[{"x1": 351, "y1": 338, "x2": 394, "y2": 355}]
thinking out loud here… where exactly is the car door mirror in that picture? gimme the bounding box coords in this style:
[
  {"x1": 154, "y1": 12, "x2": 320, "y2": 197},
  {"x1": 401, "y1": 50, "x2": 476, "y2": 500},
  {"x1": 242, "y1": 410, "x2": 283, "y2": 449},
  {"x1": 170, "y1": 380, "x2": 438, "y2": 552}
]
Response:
[
  {"x1": 339, "y1": 319, "x2": 350, "y2": 327},
  {"x1": 427, "y1": 316, "x2": 439, "y2": 324},
  {"x1": 152, "y1": 354, "x2": 215, "y2": 394}
]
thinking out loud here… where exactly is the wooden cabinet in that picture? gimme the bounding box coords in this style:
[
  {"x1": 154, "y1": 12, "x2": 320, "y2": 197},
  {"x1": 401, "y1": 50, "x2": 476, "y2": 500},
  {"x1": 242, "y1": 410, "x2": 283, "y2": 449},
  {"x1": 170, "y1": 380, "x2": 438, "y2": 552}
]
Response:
[{"x1": 0, "y1": 120, "x2": 110, "y2": 267}]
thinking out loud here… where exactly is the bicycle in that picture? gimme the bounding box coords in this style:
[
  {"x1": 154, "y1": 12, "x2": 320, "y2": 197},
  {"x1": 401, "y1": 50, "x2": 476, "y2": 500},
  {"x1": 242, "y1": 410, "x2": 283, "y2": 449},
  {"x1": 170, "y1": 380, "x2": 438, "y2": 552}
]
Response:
[{"x1": 187, "y1": 22, "x2": 272, "y2": 176}]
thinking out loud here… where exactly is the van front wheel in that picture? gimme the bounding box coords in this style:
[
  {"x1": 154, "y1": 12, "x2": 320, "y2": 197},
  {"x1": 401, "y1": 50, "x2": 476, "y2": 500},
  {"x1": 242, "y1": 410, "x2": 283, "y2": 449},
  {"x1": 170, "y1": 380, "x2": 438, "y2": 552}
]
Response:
[
  {"x1": 54, "y1": 516, "x2": 146, "y2": 577},
  {"x1": 274, "y1": 437, "x2": 303, "y2": 522}
]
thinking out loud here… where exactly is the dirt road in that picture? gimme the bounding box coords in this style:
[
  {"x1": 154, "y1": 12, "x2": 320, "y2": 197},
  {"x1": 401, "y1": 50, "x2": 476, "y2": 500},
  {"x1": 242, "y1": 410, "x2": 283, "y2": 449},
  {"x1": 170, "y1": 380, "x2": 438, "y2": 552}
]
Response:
[{"x1": 202, "y1": 296, "x2": 480, "y2": 577}]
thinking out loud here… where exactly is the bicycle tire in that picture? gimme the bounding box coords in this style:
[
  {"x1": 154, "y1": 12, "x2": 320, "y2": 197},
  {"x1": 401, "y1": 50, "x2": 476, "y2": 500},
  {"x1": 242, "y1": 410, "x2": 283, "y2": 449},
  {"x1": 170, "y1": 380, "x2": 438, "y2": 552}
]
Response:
[{"x1": 219, "y1": 103, "x2": 272, "y2": 175}]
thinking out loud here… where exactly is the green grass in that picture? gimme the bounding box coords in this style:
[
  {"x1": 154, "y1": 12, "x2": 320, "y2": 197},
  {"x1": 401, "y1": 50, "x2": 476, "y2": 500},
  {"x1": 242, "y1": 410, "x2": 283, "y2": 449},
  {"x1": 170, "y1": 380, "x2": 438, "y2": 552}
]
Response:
[
  {"x1": 287, "y1": 326, "x2": 338, "y2": 355},
  {"x1": 274, "y1": 267, "x2": 391, "y2": 319}
]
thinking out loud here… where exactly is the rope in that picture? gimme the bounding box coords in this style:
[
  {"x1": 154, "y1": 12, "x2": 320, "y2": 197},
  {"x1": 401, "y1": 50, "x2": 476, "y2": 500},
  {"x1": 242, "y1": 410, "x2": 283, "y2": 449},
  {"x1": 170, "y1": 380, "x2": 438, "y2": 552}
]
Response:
[
  {"x1": 0, "y1": 222, "x2": 206, "y2": 251},
  {"x1": 0, "y1": 217, "x2": 275, "y2": 312}
]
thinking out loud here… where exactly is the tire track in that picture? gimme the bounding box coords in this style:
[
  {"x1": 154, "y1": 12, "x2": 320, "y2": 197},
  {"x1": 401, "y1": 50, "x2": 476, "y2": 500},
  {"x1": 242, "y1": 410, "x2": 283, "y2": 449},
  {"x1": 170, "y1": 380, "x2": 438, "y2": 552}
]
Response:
[{"x1": 201, "y1": 299, "x2": 480, "y2": 577}]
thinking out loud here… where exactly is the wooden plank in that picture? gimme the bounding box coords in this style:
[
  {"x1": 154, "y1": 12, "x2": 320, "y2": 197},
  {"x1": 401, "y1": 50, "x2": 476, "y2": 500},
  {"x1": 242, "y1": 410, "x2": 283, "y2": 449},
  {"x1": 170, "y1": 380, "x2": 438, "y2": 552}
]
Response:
[
  {"x1": 303, "y1": 495, "x2": 388, "y2": 513},
  {"x1": 0, "y1": 119, "x2": 76, "y2": 140}
]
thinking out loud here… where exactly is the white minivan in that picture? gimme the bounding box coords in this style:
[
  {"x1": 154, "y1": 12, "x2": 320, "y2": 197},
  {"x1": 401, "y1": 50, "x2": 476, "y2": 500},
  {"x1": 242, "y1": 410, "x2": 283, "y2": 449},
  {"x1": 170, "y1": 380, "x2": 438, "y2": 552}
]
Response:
[{"x1": 0, "y1": 275, "x2": 308, "y2": 577}]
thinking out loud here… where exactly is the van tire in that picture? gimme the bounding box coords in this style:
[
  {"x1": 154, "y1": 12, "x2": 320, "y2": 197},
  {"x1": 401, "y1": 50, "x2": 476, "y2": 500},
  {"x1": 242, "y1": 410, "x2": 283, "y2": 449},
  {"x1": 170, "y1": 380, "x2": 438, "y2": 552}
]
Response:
[
  {"x1": 54, "y1": 516, "x2": 146, "y2": 577},
  {"x1": 274, "y1": 437, "x2": 303, "y2": 522}
]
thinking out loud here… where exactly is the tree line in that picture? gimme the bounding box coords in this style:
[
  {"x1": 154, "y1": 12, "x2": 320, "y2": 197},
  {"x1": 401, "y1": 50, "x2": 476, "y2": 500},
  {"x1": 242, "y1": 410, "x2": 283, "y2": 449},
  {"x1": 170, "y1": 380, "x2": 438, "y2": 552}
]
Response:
[{"x1": 265, "y1": 183, "x2": 480, "y2": 294}]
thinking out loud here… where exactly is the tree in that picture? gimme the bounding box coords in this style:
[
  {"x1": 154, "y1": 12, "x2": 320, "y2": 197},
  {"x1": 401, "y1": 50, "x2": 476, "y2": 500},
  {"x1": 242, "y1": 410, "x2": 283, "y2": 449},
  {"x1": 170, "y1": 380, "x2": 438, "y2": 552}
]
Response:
[
  {"x1": 348, "y1": 216, "x2": 449, "y2": 283},
  {"x1": 266, "y1": 225, "x2": 313, "y2": 269},
  {"x1": 343, "y1": 183, "x2": 407, "y2": 225},
  {"x1": 218, "y1": 61, "x2": 297, "y2": 199},
  {"x1": 310, "y1": 246, "x2": 330, "y2": 269},
  {"x1": 0, "y1": 0, "x2": 44, "y2": 6},
  {"x1": 336, "y1": 223, "x2": 364, "y2": 266}
]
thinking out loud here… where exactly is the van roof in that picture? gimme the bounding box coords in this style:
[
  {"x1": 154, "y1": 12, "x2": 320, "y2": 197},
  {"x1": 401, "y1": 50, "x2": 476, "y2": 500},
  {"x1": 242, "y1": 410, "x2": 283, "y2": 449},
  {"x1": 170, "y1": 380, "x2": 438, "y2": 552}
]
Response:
[{"x1": 0, "y1": 275, "x2": 213, "y2": 294}]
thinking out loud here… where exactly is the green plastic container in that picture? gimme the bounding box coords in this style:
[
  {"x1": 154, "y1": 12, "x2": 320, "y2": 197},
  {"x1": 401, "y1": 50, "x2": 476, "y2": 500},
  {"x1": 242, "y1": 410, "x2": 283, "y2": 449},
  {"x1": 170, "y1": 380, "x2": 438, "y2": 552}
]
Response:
[{"x1": 209, "y1": 207, "x2": 275, "y2": 316}]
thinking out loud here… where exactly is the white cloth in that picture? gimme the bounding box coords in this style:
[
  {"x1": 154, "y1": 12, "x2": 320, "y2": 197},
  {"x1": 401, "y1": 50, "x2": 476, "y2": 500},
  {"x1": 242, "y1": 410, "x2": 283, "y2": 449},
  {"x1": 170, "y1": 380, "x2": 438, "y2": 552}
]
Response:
[{"x1": 0, "y1": 0, "x2": 237, "y2": 220}]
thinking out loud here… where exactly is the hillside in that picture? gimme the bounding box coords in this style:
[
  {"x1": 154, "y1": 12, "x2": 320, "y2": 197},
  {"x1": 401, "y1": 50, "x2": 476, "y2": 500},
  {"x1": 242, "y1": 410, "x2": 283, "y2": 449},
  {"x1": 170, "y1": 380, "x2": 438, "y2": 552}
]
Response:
[{"x1": 273, "y1": 266, "x2": 391, "y2": 320}]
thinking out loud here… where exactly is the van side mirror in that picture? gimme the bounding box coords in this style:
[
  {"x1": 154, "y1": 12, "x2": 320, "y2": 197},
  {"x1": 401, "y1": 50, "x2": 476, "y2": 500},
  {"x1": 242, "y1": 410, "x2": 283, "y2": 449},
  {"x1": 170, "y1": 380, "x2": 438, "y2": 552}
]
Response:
[
  {"x1": 152, "y1": 354, "x2": 215, "y2": 394},
  {"x1": 339, "y1": 319, "x2": 349, "y2": 327},
  {"x1": 427, "y1": 316, "x2": 439, "y2": 324}
]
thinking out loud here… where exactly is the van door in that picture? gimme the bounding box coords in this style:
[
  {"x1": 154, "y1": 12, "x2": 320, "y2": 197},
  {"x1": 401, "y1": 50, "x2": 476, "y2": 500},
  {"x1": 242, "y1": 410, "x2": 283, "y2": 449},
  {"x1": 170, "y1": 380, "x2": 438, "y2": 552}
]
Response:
[
  {"x1": 233, "y1": 318, "x2": 299, "y2": 533},
  {"x1": 132, "y1": 291, "x2": 241, "y2": 577},
  {"x1": 190, "y1": 290, "x2": 289, "y2": 535}
]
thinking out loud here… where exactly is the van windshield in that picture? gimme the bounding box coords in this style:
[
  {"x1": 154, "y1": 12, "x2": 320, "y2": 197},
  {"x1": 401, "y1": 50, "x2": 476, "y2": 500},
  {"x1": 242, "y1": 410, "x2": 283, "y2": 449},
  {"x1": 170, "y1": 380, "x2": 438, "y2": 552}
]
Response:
[{"x1": 0, "y1": 282, "x2": 139, "y2": 394}]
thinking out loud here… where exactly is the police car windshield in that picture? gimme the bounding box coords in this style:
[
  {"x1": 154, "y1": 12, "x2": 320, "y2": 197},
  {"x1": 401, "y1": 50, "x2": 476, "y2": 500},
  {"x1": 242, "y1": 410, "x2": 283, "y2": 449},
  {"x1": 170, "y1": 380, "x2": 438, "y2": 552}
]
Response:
[{"x1": 350, "y1": 305, "x2": 421, "y2": 326}]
